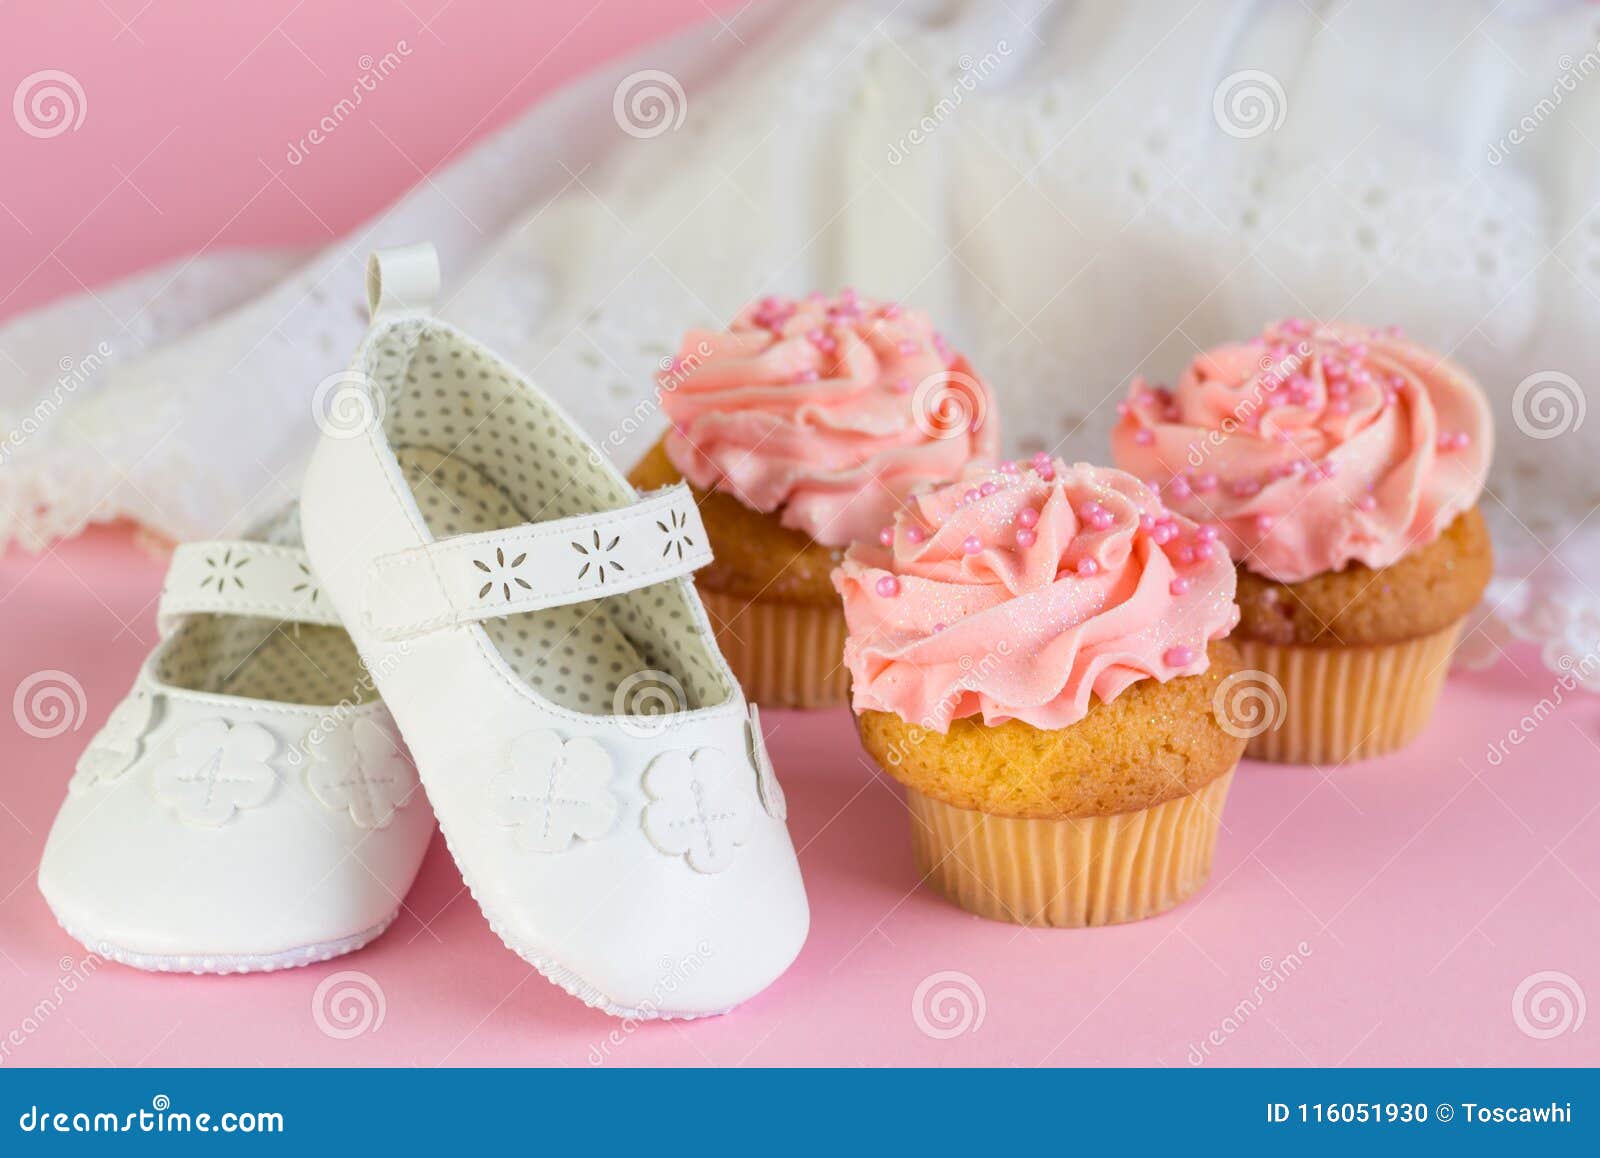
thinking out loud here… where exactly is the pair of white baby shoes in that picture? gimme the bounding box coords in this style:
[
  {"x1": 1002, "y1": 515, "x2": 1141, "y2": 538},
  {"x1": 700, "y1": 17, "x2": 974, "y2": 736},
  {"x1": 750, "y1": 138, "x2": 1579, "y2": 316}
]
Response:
[{"x1": 38, "y1": 245, "x2": 809, "y2": 1019}]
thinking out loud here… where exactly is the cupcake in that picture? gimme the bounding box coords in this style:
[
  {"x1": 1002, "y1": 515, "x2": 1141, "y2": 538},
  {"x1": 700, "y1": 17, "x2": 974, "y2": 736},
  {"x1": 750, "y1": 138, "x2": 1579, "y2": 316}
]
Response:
[
  {"x1": 1111, "y1": 319, "x2": 1493, "y2": 764},
  {"x1": 629, "y1": 291, "x2": 996, "y2": 708},
  {"x1": 834, "y1": 458, "x2": 1245, "y2": 927}
]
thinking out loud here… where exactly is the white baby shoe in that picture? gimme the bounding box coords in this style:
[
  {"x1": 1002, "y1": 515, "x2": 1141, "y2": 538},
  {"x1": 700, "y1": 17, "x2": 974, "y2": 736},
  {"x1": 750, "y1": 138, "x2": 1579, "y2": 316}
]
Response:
[
  {"x1": 298, "y1": 245, "x2": 808, "y2": 1018},
  {"x1": 38, "y1": 506, "x2": 435, "y2": 973}
]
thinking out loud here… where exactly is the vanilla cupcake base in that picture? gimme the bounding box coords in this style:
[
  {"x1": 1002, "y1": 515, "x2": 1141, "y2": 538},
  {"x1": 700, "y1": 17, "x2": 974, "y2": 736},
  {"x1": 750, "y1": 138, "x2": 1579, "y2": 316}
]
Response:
[
  {"x1": 1234, "y1": 621, "x2": 1463, "y2": 765},
  {"x1": 698, "y1": 587, "x2": 850, "y2": 709},
  {"x1": 905, "y1": 771, "x2": 1234, "y2": 927}
]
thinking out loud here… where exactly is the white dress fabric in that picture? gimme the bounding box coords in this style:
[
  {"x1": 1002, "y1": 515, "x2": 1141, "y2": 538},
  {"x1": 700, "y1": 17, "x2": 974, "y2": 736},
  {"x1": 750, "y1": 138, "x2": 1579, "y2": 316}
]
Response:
[{"x1": 2, "y1": 0, "x2": 1597, "y2": 679}]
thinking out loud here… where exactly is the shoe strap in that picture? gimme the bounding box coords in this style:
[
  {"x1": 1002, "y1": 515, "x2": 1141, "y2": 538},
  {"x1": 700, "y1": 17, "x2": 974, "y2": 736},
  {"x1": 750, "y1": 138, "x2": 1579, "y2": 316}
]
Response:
[
  {"x1": 367, "y1": 244, "x2": 440, "y2": 320},
  {"x1": 363, "y1": 485, "x2": 713, "y2": 641},
  {"x1": 159, "y1": 542, "x2": 343, "y2": 634}
]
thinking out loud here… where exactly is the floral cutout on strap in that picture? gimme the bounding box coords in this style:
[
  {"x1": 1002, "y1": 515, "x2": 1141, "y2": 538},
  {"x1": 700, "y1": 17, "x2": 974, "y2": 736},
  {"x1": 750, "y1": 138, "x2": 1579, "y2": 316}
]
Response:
[
  {"x1": 70, "y1": 686, "x2": 155, "y2": 795},
  {"x1": 474, "y1": 546, "x2": 532, "y2": 601},
  {"x1": 199, "y1": 547, "x2": 249, "y2": 591},
  {"x1": 572, "y1": 529, "x2": 624, "y2": 583},
  {"x1": 642, "y1": 748, "x2": 755, "y2": 874},
  {"x1": 291, "y1": 562, "x2": 322, "y2": 608},
  {"x1": 307, "y1": 713, "x2": 420, "y2": 830},
  {"x1": 490, "y1": 730, "x2": 619, "y2": 852},
  {"x1": 152, "y1": 719, "x2": 278, "y2": 827},
  {"x1": 658, "y1": 508, "x2": 696, "y2": 561},
  {"x1": 747, "y1": 704, "x2": 786, "y2": 821}
]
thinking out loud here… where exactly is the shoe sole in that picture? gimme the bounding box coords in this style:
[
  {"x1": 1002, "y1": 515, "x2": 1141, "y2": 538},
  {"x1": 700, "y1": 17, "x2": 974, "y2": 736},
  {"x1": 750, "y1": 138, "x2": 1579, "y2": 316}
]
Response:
[{"x1": 50, "y1": 908, "x2": 400, "y2": 976}]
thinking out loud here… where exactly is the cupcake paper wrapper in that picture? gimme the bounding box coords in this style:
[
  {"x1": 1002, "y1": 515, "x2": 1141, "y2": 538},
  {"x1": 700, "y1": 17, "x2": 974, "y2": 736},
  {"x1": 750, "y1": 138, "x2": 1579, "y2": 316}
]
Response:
[
  {"x1": 904, "y1": 771, "x2": 1235, "y2": 927},
  {"x1": 698, "y1": 587, "x2": 851, "y2": 709},
  {"x1": 1234, "y1": 620, "x2": 1464, "y2": 765}
]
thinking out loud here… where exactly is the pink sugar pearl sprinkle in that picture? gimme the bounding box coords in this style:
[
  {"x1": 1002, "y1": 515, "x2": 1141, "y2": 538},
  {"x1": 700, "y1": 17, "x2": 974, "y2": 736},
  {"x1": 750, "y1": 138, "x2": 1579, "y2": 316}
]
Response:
[
  {"x1": 1077, "y1": 501, "x2": 1114, "y2": 530},
  {"x1": 1018, "y1": 507, "x2": 1039, "y2": 529},
  {"x1": 875, "y1": 576, "x2": 900, "y2": 598},
  {"x1": 1076, "y1": 557, "x2": 1099, "y2": 577},
  {"x1": 877, "y1": 527, "x2": 894, "y2": 547},
  {"x1": 1163, "y1": 646, "x2": 1196, "y2": 667},
  {"x1": 905, "y1": 525, "x2": 926, "y2": 544},
  {"x1": 1015, "y1": 528, "x2": 1037, "y2": 548},
  {"x1": 1169, "y1": 577, "x2": 1192, "y2": 596},
  {"x1": 962, "y1": 535, "x2": 982, "y2": 555}
]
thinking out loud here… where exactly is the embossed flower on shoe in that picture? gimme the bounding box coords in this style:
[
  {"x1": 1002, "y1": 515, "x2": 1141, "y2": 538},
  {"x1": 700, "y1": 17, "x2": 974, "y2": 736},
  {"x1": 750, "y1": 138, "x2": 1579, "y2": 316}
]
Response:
[
  {"x1": 152, "y1": 719, "x2": 278, "y2": 826},
  {"x1": 490, "y1": 731, "x2": 619, "y2": 853},
  {"x1": 747, "y1": 705, "x2": 786, "y2": 821},
  {"x1": 307, "y1": 713, "x2": 419, "y2": 830},
  {"x1": 70, "y1": 686, "x2": 155, "y2": 795},
  {"x1": 643, "y1": 748, "x2": 755, "y2": 874}
]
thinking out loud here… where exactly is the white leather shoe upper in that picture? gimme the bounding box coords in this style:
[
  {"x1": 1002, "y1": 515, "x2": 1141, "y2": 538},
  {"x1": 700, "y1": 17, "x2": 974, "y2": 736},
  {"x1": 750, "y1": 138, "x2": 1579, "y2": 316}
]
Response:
[
  {"x1": 38, "y1": 507, "x2": 435, "y2": 973},
  {"x1": 298, "y1": 245, "x2": 809, "y2": 1018}
]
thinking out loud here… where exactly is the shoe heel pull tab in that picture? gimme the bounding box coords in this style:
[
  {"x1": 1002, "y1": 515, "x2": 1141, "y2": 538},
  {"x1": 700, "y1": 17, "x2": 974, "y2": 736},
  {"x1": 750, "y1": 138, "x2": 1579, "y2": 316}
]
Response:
[{"x1": 366, "y1": 243, "x2": 440, "y2": 320}]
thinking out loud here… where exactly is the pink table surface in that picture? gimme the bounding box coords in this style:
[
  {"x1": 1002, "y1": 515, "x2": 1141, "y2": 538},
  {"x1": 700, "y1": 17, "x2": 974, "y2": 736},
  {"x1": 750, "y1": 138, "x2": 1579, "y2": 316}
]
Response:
[{"x1": 1, "y1": 526, "x2": 1597, "y2": 1067}]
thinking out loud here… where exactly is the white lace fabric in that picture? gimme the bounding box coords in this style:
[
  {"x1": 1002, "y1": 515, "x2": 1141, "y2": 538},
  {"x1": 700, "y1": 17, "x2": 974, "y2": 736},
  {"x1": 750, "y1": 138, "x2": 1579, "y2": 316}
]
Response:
[{"x1": 2, "y1": 0, "x2": 1597, "y2": 676}]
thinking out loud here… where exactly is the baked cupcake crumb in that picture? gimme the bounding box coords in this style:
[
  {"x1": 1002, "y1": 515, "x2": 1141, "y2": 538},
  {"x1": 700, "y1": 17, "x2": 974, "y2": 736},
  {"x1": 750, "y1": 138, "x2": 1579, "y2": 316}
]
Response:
[
  {"x1": 1234, "y1": 506, "x2": 1492, "y2": 647},
  {"x1": 858, "y1": 640, "x2": 1246, "y2": 820}
]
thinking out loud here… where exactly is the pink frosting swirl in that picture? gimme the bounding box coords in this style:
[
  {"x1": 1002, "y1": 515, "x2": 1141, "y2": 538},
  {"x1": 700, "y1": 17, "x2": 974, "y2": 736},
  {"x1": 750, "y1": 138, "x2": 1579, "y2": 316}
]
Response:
[
  {"x1": 659, "y1": 291, "x2": 997, "y2": 548},
  {"x1": 1111, "y1": 319, "x2": 1492, "y2": 583},
  {"x1": 833, "y1": 458, "x2": 1239, "y2": 732}
]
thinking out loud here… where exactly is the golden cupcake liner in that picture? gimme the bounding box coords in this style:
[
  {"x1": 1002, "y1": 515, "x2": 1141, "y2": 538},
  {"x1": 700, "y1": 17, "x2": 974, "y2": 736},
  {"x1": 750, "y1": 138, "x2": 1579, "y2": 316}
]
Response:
[
  {"x1": 698, "y1": 587, "x2": 850, "y2": 709},
  {"x1": 904, "y1": 771, "x2": 1235, "y2": 927},
  {"x1": 1232, "y1": 620, "x2": 1464, "y2": 765}
]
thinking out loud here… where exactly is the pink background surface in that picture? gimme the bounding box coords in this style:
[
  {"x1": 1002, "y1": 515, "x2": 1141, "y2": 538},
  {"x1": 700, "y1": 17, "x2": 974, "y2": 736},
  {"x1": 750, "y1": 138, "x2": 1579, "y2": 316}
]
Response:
[
  {"x1": 0, "y1": 0, "x2": 740, "y2": 311},
  {"x1": 2, "y1": 2, "x2": 1598, "y2": 1067}
]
